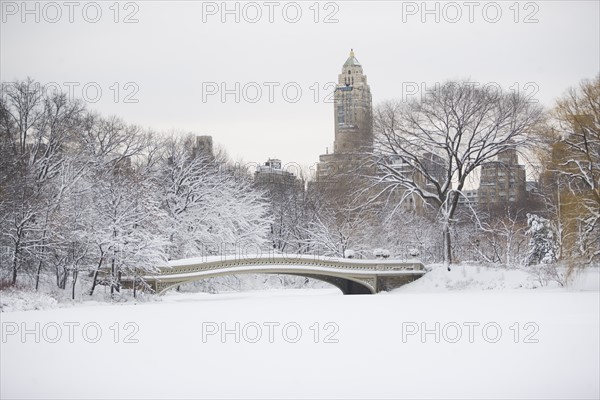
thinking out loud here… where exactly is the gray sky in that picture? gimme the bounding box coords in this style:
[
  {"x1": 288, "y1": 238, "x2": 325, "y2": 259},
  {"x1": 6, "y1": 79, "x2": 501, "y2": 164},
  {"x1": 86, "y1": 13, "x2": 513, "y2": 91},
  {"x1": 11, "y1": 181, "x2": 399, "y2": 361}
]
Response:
[{"x1": 2, "y1": 1, "x2": 599, "y2": 169}]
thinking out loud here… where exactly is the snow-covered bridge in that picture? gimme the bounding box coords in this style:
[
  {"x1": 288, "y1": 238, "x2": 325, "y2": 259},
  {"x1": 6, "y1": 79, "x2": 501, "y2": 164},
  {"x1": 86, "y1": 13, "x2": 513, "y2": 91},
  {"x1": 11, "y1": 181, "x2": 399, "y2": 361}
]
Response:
[{"x1": 123, "y1": 254, "x2": 426, "y2": 295}]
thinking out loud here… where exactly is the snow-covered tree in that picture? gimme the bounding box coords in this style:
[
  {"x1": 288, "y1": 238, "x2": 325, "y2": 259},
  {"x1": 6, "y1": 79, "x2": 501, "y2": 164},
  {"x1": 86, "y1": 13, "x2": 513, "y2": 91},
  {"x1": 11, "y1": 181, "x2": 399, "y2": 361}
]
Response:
[
  {"x1": 526, "y1": 213, "x2": 558, "y2": 265},
  {"x1": 87, "y1": 168, "x2": 169, "y2": 296},
  {"x1": 159, "y1": 135, "x2": 271, "y2": 260},
  {"x1": 302, "y1": 204, "x2": 374, "y2": 258},
  {"x1": 0, "y1": 79, "x2": 85, "y2": 286},
  {"x1": 368, "y1": 81, "x2": 544, "y2": 269},
  {"x1": 257, "y1": 167, "x2": 319, "y2": 255},
  {"x1": 553, "y1": 75, "x2": 600, "y2": 263},
  {"x1": 372, "y1": 203, "x2": 442, "y2": 262}
]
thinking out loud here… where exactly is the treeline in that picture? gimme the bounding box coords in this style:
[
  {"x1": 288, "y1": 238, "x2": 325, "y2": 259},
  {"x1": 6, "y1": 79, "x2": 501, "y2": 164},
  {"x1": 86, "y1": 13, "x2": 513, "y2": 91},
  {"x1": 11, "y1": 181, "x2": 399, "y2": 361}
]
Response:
[
  {"x1": 0, "y1": 78, "x2": 271, "y2": 298},
  {"x1": 461, "y1": 76, "x2": 600, "y2": 271},
  {"x1": 1, "y1": 76, "x2": 597, "y2": 298}
]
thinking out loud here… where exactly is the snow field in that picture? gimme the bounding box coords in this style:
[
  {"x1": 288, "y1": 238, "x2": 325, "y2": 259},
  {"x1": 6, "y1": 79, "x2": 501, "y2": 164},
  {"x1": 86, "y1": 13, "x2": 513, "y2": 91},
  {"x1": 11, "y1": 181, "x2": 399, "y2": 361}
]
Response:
[{"x1": 1, "y1": 264, "x2": 599, "y2": 399}]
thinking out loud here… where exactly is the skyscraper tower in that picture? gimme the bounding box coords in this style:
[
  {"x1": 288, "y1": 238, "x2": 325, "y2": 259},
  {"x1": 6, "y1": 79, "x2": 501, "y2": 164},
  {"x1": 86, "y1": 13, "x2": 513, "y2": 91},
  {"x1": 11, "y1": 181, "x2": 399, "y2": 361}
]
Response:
[
  {"x1": 333, "y1": 49, "x2": 373, "y2": 154},
  {"x1": 317, "y1": 49, "x2": 374, "y2": 182}
]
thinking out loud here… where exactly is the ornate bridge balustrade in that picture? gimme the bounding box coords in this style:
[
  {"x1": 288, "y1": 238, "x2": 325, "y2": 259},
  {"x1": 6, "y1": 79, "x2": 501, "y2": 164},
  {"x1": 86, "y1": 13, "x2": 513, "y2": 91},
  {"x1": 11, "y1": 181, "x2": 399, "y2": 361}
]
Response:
[{"x1": 122, "y1": 254, "x2": 426, "y2": 295}]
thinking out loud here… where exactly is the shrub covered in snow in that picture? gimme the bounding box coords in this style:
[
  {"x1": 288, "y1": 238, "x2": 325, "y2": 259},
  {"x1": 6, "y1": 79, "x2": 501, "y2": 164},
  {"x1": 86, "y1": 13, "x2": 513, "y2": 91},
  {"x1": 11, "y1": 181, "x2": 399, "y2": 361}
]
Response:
[
  {"x1": 0, "y1": 289, "x2": 58, "y2": 312},
  {"x1": 526, "y1": 213, "x2": 558, "y2": 266}
]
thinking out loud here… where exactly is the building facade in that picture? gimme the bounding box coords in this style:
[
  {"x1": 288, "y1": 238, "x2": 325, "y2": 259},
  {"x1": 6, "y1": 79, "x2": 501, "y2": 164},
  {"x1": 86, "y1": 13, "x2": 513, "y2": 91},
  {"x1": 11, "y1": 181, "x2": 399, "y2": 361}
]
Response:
[
  {"x1": 458, "y1": 190, "x2": 479, "y2": 207},
  {"x1": 254, "y1": 158, "x2": 299, "y2": 186},
  {"x1": 193, "y1": 135, "x2": 214, "y2": 159},
  {"x1": 477, "y1": 147, "x2": 527, "y2": 207},
  {"x1": 316, "y1": 50, "x2": 373, "y2": 185}
]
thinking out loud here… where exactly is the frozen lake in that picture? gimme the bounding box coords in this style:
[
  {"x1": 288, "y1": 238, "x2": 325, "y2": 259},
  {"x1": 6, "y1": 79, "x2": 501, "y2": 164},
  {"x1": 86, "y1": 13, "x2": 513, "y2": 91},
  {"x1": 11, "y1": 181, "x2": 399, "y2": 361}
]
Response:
[{"x1": 2, "y1": 265, "x2": 599, "y2": 399}]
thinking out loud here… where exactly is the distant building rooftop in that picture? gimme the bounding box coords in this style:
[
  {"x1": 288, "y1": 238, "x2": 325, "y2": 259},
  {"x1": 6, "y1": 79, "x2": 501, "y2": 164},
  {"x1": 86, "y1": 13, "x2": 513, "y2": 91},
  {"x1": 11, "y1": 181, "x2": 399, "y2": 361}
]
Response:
[
  {"x1": 343, "y1": 49, "x2": 361, "y2": 67},
  {"x1": 255, "y1": 158, "x2": 299, "y2": 185}
]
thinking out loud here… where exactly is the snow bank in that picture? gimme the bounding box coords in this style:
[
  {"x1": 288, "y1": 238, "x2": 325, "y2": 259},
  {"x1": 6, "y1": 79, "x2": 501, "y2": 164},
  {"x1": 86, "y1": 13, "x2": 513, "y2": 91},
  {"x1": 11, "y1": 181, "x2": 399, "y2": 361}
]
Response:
[
  {"x1": 2, "y1": 263, "x2": 597, "y2": 312},
  {"x1": 0, "y1": 284, "x2": 163, "y2": 313},
  {"x1": 397, "y1": 263, "x2": 600, "y2": 292},
  {"x1": 0, "y1": 289, "x2": 58, "y2": 312},
  {"x1": 567, "y1": 266, "x2": 600, "y2": 291},
  {"x1": 398, "y1": 264, "x2": 543, "y2": 291}
]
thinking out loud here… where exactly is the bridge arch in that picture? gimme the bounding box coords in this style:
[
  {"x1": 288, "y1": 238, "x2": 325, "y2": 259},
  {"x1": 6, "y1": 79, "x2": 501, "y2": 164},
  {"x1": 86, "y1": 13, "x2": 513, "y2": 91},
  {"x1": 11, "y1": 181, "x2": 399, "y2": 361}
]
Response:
[
  {"x1": 154, "y1": 269, "x2": 376, "y2": 295},
  {"x1": 123, "y1": 255, "x2": 426, "y2": 295}
]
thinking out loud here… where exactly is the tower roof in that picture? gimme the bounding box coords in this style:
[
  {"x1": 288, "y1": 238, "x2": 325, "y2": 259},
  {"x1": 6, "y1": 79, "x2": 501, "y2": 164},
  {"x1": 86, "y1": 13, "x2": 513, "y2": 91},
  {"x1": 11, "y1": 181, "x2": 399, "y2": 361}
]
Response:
[{"x1": 343, "y1": 49, "x2": 361, "y2": 67}]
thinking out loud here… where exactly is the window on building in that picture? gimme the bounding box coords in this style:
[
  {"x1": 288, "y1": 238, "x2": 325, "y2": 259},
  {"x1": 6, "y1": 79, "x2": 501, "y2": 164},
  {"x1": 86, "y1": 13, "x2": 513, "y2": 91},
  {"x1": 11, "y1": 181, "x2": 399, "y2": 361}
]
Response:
[{"x1": 337, "y1": 105, "x2": 345, "y2": 125}]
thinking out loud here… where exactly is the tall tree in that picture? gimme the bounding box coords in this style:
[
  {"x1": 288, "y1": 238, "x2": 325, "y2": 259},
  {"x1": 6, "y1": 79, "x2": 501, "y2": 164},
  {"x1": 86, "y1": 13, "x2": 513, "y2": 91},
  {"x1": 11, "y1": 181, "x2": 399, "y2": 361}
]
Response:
[
  {"x1": 369, "y1": 81, "x2": 544, "y2": 268},
  {"x1": 0, "y1": 79, "x2": 85, "y2": 286},
  {"x1": 552, "y1": 75, "x2": 600, "y2": 262},
  {"x1": 159, "y1": 135, "x2": 271, "y2": 260}
]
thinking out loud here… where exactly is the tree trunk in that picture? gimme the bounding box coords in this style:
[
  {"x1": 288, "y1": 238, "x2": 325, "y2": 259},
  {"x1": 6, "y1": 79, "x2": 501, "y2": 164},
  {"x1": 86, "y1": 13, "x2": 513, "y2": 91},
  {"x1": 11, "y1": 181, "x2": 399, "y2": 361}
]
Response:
[
  {"x1": 443, "y1": 223, "x2": 452, "y2": 271},
  {"x1": 11, "y1": 260, "x2": 18, "y2": 286},
  {"x1": 110, "y1": 257, "x2": 115, "y2": 296},
  {"x1": 89, "y1": 257, "x2": 103, "y2": 296},
  {"x1": 11, "y1": 239, "x2": 20, "y2": 286},
  {"x1": 71, "y1": 269, "x2": 78, "y2": 300},
  {"x1": 443, "y1": 192, "x2": 461, "y2": 271},
  {"x1": 116, "y1": 270, "x2": 121, "y2": 293},
  {"x1": 35, "y1": 236, "x2": 48, "y2": 289},
  {"x1": 35, "y1": 259, "x2": 43, "y2": 290},
  {"x1": 35, "y1": 225, "x2": 49, "y2": 290},
  {"x1": 59, "y1": 266, "x2": 68, "y2": 289}
]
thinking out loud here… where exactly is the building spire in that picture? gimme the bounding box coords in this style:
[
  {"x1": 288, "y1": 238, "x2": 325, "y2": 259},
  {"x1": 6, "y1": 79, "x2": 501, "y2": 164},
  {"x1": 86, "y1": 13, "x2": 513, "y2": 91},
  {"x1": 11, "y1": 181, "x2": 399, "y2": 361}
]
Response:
[{"x1": 343, "y1": 48, "x2": 361, "y2": 67}]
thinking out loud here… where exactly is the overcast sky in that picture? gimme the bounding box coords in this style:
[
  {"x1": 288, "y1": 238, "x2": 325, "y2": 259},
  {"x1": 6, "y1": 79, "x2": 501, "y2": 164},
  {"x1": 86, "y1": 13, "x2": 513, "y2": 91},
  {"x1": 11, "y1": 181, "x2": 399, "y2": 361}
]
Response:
[{"x1": 2, "y1": 1, "x2": 599, "y2": 170}]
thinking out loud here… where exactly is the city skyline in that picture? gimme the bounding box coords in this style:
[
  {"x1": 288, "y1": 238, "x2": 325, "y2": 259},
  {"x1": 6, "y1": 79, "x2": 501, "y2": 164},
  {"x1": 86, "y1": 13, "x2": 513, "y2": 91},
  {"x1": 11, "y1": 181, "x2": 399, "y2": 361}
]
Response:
[{"x1": 2, "y1": 1, "x2": 599, "y2": 168}]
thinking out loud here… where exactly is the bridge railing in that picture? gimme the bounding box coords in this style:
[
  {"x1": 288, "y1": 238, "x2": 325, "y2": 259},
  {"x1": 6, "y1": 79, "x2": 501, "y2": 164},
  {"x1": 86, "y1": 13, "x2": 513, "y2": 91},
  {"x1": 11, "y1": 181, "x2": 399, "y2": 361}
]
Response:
[
  {"x1": 173, "y1": 241, "x2": 430, "y2": 264},
  {"x1": 158, "y1": 255, "x2": 425, "y2": 279}
]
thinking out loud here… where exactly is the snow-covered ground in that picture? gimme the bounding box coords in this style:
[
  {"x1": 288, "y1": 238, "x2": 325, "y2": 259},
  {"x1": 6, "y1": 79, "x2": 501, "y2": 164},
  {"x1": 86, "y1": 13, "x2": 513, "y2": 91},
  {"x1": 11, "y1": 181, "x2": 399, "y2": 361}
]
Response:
[{"x1": 1, "y1": 265, "x2": 599, "y2": 399}]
